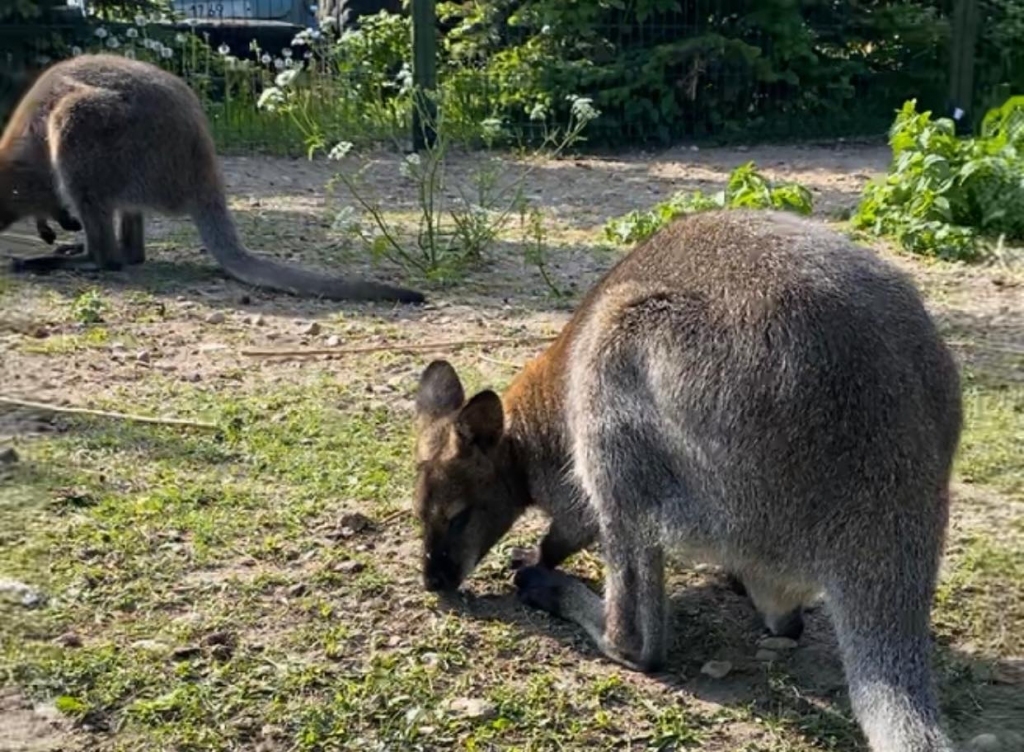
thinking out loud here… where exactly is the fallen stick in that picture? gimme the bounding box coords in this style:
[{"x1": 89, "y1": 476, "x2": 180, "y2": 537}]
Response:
[
  {"x1": 240, "y1": 335, "x2": 559, "y2": 359},
  {"x1": 0, "y1": 396, "x2": 219, "y2": 430}
]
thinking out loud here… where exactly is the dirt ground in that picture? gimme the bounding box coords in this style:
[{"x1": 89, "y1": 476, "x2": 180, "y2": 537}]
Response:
[{"x1": 1, "y1": 141, "x2": 1022, "y2": 752}]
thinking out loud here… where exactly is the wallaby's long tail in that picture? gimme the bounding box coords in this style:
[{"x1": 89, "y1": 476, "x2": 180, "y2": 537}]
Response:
[
  {"x1": 829, "y1": 572, "x2": 956, "y2": 752},
  {"x1": 193, "y1": 200, "x2": 426, "y2": 304}
]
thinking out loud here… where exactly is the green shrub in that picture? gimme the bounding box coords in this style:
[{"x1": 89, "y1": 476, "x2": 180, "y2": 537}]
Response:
[
  {"x1": 437, "y1": 0, "x2": 952, "y2": 148},
  {"x1": 852, "y1": 96, "x2": 1024, "y2": 261},
  {"x1": 603, "y1": 161, "x2": 813, "y2": 245}
]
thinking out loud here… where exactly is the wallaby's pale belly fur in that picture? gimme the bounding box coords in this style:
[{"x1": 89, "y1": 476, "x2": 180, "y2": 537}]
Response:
[
  {"x1": 414, "y1": 210, "x2": 966, "y2": 752},
  {"x1": 0, "y1": 54, "x2": 425, "y2": 303}
]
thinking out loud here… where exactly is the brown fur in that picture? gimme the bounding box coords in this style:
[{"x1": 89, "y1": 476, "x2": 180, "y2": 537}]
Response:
[
  {"x1": 0, "y1": 53, "x2": 424, "y2": 304},
  {"x1": 413, "y1": 209, "x2": 965, "y2": 751}
]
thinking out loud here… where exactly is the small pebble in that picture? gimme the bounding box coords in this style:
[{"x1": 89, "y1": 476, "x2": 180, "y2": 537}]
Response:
[
  {"x1": 0, "y1": 447, "x2": 19, "y2": 465},
  {"x1": 336, "y1": 560, "x2": 365, "y2": 575},
  {"x1": 758, "y1": 636, "x2": 799, "y2": 651},
  {"x1": 445, "y1": 697, "x2": 497, "y2": 720},
  {"x1": 249, "y1": 314, "x2": 265, "y2": 326},
  {"x1": 130, "y1": 639, "x2": 168, "y2": 652},
  {"x1": 300, "y1": 322, "x2": 321, "y2": 336},
  {"x1": 326, "y1": 335, "x2": 341, "y2": 347},
  {"x1": 135, "y1": 349, "x2": 151, "y2": 363},
  {"x1": 287, "y1": 582, "x2": 308, "y2": 598},
  {"x1": 205, "y1": 311, "x2": 226, "y2": 324},
  {"x1": 700, "y1": 660, "x2": 733, "y2": 679}
]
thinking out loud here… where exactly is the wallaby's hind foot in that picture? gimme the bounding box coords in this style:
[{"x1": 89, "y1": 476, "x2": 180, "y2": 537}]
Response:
[{"x1": 9, "y1": 252, "x2": 106, "y2": 275}]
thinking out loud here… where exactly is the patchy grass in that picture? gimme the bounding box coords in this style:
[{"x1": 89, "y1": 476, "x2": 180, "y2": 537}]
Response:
[{"x1": 1, "y1": 146, "x2": 1022, "y2": 752}]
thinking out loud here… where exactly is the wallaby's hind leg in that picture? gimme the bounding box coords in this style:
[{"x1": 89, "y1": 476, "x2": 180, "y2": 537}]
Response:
[
  {"x1": 75, "y1": 205, "x2": 122, "y2": 270},
  {"x1": 119, "y1": 212, "x2": 145, "y2": 265},
  {"x1": 739, "y1": 571, "x2": 813, "y2": 641},
  {"x1": 827, "y1": 558, "x2": 954, "y2": 751}
]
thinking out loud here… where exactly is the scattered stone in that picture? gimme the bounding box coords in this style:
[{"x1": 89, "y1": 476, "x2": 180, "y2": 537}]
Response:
[
  {"x1": 758, "y1": 636, "x2": 799, "y2": 651},
  {"x1": 28, "y1": 325, "x2": 49, "y2": 339},
  {"x1": 135, "y1": 349, "x2": 151, "y2": 363},
  {"x1": 0, "y1": 579, "x2": 44, "y2": 608},
  {"x1": 338, "y1": 511, "x2": 373, "y2": 534},
  {"x1": 53, "y1": 631, "x2": 83, "y2": 648},
  {"x1": 287, "y1": 582, "x2": 308, "y2": 598},
  {"x1": 182, "y1": 372, "x2": 202, "y2": 383},
  {"x1": 755, "y1": 649, "x2": 779, "y2": 662},
  {"x1": 335, "y1": 560, "x2": 365, "y2": 575},
  {"x1": 205, "y1": 311, "x2": 226, "y2": 324},
  {"x1": 326, "y1": 335, "x2": 341, "y2": 347},
  {"x1": 249, "y1": 314, "x2": 265, "y2": 326},
  {"x1": 445, "y1": 697, "x2": 497, "y2": 720},
  {"x1": 171, "y1": 644, "x2": 202, "y2": 661},
  {"x1": 0, "y1": 447, "x2": 19, "y2": 465},
  {"x1": 300, "y1": 322, "x2": 321, "y2": 336},
  {"x1": 700, "y1": 660, "x2": 733, "y2": 679}
]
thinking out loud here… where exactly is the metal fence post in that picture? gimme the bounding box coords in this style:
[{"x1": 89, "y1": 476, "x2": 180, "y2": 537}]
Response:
[
  {"x1": 411, "y1": 0, "x2": 437, "y2": 151},
  {"x1": 947, "y1": 0, "x2": 980, "y2": 136}
]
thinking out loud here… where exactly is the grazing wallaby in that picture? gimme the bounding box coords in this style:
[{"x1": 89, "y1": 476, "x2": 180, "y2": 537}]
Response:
[
  {"x1": 412, "y1": 209, "x2": 964, "y2": 752},
  {"x1": 0, "y1": 53, "x2": 425, "y2": 304}
]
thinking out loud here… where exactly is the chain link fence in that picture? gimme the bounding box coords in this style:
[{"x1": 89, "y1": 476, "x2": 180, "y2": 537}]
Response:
[{"x1": 1, "y1": 0, "x2": 1021, "y2": 155}]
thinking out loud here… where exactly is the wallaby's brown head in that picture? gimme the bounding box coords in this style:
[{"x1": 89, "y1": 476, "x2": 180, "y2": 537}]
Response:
[{"x1": 413, "y1": 360, "x2": 528, "y2": 592}]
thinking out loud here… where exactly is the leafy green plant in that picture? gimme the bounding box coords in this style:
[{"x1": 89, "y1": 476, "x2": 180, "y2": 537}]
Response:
[
  {"x1": 603, "y1": 161, "x2": 813, "y2": 245},
  {"x1": 852, "y1": 96, "x2": 1024, "y2": 261},
  {"x1": 71, "y1": 290, "x2": 108, "y2": 324},
  {"x1": 323, "y1": 93, "x2": 600, "y2": 282}
]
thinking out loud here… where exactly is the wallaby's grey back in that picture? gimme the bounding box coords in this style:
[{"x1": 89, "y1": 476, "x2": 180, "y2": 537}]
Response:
[
  {"x1": 0, "y1": 53, "x2": 424, "y2": 303},
  {"x1": 558, "y1": 209, "x2": 961, "y2": 751}
]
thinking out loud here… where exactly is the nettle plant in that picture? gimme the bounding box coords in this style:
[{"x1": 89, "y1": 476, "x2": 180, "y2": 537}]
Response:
[
  {"x1": 853, "y1": 96, "x2": 1024, "y2": 261},
  {"x1": 321, "y1": 94, "x2": 600, "y2": 285},
  {"x1": 603, "y1": 161, "x2": 814, "y2": 245}
]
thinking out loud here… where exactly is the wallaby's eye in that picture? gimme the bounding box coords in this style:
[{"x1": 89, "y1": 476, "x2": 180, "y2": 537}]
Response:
[{"x1": 448, "y1": 507, "x2": 472, "y2": 536}]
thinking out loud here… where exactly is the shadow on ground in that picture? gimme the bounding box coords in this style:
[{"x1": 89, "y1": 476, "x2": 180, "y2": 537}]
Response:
[{"x1": 434, "y1": 564, "x2": 1024, "y2": 752}]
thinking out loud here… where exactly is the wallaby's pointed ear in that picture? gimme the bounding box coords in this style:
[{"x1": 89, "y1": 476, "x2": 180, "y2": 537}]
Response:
[
  {"x1": 416, "y1": 360, "x2": 465, "y2": 419},
  {"x1": 455, "y1": 390, "x2": 504, "y2": 451}
]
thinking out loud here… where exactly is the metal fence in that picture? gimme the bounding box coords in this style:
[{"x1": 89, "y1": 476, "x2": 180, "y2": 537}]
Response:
[{"x1": 1, "y1": 0, "x2": 1020, "y2": 156}]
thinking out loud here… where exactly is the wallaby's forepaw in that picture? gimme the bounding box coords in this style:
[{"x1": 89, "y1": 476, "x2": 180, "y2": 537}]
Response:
[
  {"x1": 509, "y1": 546, "x2": 540, "y2": 571},
  {"x1": 37, "y1": 224, "x2": 57, "y2": 245},
  {"x1": 513, "y1": 565, "x2": 565, "y2": 616}
]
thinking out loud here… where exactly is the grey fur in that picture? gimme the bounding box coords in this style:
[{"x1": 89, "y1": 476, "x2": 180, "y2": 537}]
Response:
[
  {"x1": 413, "y1": 209, "x2": 963, "y2": 752},
  {"x1": 0, "y1": 54, "x2": 425, "y2": 304}
]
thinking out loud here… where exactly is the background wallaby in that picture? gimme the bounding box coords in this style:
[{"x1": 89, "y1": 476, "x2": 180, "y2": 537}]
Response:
[
  {"x1": 412, "y1": 209, "x2": 963, "y2": 752},
  {"x1": 0, "y1": 53, "x2": 425, "y2": 304}
]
